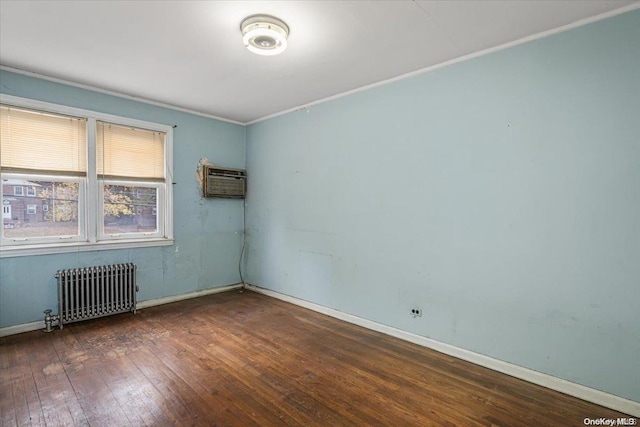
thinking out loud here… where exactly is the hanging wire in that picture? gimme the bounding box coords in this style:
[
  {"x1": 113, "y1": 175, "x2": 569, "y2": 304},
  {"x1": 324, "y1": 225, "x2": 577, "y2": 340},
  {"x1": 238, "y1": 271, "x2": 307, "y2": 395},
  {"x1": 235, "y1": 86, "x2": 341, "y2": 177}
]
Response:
[{"x1": 238, "y1": 198, "x2": 247, "y2": 287}]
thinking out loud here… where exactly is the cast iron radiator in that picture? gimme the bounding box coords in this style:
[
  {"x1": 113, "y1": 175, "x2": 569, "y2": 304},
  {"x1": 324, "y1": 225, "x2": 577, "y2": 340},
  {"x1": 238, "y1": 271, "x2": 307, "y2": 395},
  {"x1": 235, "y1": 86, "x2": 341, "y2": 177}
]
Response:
[{"x1": 52, "y1": 263, "x2": 138, "y2": 329}]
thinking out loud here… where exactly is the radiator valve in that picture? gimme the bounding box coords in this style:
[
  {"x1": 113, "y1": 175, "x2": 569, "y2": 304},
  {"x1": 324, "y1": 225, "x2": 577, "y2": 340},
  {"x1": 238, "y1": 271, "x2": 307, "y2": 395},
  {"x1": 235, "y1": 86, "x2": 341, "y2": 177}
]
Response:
[{"x1": 43, "y1": 309, "x2": 60, "y2": 333}]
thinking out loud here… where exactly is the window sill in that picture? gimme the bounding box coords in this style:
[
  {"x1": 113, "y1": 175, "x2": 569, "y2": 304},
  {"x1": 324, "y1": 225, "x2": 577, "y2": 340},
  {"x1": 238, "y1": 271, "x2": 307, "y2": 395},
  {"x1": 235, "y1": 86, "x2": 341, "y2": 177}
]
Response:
[{"x1": 0, "y1": 238, "x2": 174, "y2": 258}]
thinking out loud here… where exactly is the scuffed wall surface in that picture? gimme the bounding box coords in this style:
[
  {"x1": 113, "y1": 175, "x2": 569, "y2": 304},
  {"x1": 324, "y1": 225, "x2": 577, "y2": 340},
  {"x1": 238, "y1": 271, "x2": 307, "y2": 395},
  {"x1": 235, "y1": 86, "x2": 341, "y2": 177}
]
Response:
[{"x1": 195, "y1": 157, "x2": 215, "y2": 195}]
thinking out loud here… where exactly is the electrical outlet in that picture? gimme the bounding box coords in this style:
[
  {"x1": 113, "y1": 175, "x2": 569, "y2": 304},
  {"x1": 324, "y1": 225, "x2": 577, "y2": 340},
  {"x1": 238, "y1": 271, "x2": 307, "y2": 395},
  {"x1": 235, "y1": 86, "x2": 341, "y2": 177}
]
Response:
[{"x1": 410, "y1": 308, "x2": 422, "y2": 318}]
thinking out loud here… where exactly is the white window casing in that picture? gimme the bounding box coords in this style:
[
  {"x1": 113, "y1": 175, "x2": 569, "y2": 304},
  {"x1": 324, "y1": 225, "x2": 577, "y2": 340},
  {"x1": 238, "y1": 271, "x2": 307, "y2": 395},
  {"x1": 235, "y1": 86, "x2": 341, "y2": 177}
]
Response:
[{"x1": 0, "y1": 94, "x2": 174, "y2": 258}]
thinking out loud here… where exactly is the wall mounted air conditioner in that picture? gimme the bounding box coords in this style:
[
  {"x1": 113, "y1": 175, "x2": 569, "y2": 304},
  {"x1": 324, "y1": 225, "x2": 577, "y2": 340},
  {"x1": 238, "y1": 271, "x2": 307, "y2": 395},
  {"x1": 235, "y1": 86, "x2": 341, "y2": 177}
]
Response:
[{"x1": 203, "y1": 166, "x2": 246, "y2": 199}]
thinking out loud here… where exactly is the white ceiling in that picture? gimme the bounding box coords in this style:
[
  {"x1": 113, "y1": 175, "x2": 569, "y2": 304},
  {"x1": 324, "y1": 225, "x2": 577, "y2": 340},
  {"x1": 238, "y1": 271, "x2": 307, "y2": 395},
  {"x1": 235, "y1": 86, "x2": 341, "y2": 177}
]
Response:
[{"x1": 1, "y1": 1, "x2": 638, "y2": 124}]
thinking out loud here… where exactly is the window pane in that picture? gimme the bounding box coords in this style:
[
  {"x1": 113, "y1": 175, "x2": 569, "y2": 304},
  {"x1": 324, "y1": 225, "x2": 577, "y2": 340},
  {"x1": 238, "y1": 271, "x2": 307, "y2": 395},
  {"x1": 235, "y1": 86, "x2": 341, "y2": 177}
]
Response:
[
  {"x1": 103, "y1": 185, "x2": 157, "y2": 234},
  {"x1": 2, "y1": 179, "x2": 80, "y2": 239}
]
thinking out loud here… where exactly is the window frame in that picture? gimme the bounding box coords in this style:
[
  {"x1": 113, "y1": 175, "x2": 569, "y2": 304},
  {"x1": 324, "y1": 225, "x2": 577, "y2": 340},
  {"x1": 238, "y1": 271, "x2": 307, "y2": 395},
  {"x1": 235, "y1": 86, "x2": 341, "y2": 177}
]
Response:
[
  {"x1": 13, "y1": 186, "x2": 23, "y2": 196},
  {"x1": 0, "y1": 94, "x2": 174, "y2": 258},
  {"x1": 99, "y1": 180, "x2": 164, "y2": 240}
]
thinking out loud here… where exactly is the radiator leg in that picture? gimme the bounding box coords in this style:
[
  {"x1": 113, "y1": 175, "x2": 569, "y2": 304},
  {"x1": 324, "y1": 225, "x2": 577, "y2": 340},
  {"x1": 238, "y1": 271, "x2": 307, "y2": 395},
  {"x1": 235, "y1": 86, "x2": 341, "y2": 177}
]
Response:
[{"x1": 43, "y1": 309, "x2": 60, "y2": 333}]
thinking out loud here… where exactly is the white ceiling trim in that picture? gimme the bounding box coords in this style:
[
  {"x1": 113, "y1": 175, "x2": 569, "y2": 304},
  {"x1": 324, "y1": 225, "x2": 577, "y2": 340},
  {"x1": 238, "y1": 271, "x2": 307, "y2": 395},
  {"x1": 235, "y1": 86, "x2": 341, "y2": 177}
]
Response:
[
  {"x1": 0, "y1": 65, "x2": 245, "y2": 126},
  {"x1": 246, "y1": 2, "x2": 640, "y2": 126}
]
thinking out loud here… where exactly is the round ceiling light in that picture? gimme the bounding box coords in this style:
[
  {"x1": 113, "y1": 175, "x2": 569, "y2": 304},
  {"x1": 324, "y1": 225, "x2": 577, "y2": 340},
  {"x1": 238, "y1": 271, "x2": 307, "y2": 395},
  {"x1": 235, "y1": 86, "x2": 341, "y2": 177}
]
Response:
[{"x1": 240, "y1": 15, "x2": 289, "y2": 56}]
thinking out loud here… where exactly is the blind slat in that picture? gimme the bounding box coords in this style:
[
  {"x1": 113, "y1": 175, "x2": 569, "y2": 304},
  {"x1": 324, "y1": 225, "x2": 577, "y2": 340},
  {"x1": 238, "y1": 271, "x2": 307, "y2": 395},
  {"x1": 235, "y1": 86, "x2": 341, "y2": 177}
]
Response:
[
  {"x1": 0, "y1": 106, "x2": 87, "y2": 173},
  {"x1": 97, "y1": 122, "x2": 165, "y2": 179}
]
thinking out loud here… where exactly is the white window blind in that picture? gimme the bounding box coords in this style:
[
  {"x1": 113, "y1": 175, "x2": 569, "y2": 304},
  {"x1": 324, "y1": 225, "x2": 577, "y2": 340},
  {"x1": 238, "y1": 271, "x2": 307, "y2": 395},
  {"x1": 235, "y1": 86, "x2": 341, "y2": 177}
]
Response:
[
  {"x1": 97, "y1": 121, "x2": 165, "y2": 180},
  {"x1": 0, "y1": 106, "x2": 87, "y2": 173}
]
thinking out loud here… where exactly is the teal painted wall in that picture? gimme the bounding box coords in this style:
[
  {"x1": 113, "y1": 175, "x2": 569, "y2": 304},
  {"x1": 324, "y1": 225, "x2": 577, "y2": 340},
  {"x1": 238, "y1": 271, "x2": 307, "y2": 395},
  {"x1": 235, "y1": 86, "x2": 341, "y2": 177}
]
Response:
[
  {"x1": 0, "y1": 70, "x2": 246, "y2": 328},
  {"x1": 245, "y1": 11, "x2": 640, "y2": 401}
]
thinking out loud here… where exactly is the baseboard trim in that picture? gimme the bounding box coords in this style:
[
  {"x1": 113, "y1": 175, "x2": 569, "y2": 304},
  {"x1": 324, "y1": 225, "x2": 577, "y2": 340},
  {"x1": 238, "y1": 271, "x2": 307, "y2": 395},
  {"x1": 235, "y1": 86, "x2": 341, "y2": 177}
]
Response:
[
  {"x1": 0, "y1": 283, "x2": 243, "y2": 338},
  {"x1": 137, "y1": 283, "x2": 243, "y2": 310},
  {"x1": 0, "y1": 320, "x2": 44, "y2": 338},
  {"x1": 245, "y1": 284, "x2": 640, "y2": 417}
]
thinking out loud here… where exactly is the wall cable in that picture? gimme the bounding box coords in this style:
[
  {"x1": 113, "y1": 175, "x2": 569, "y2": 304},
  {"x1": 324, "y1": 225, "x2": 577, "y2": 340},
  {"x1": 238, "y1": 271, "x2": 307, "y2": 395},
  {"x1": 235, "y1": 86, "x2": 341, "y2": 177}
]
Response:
[{"x1": 238, "y1": 197, "x2": 247, "y2": 288}]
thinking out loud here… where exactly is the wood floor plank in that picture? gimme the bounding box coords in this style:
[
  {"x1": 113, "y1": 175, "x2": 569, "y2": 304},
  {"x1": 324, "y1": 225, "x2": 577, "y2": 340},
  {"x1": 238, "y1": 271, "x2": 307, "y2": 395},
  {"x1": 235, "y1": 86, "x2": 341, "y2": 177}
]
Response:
[
  {"x1": 215, "y1": 300, "x2": 496, "y2": 426},
  {"x1": 138, "y1": 342, "x2": 259, "y2": 426},
  {"x1": 50, "y1": 328, "x2": 140, "y2": 427},
  {"x1": 7, "y1": 337, "x2": 45, "y2": 427},
  {"x1": 178, "y1": 318, "x2": 356, "y2": 420},
  {"x1": 141, "y1": 329, "x2": 289, "y2": 426},
  {"x1": 211, "y1": 314, "x2": 450, "y2": 425},
  {"x1": 0, "y1": 340, "x2": 17, "y2": 427},
  {"x1": 19, "y1": 374, "x2": 45, "y2": 427},
  {"x1": 0, "y1": 290, "x2": 633, "y2": 427},
  {"x1": 150, "y1": 307, "x2": 305, "y2": 426},
  {"x1": 195, "y1": 306, "x2": 382, "y2": 425},
  {"x1": 10, "y1": 375, "x2": 30, "y2": 427},
  {"x1": 129, "y1": 347, "x2": 240, "y2": 426},
  {"x1": 0, "y1": 385, "x2": 16, "y2": 427}
]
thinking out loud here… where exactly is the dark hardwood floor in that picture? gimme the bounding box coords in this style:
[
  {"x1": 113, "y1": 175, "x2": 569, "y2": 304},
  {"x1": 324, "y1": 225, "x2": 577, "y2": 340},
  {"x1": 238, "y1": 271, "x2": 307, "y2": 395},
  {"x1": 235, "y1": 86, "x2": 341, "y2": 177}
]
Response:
[{"x1": 0, "y1": 290, "x2": 630, "y2": 426}]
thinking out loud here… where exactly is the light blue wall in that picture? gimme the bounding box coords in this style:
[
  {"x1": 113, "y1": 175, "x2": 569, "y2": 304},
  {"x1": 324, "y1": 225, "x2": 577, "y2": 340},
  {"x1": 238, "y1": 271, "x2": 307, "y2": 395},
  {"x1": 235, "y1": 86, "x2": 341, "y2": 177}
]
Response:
[
  {"x1": 0, "y1": 70, "x2": 245, "y2": 328},
  {"x1": 245, "y1": 11, "x2": 640, "y2": 401}
]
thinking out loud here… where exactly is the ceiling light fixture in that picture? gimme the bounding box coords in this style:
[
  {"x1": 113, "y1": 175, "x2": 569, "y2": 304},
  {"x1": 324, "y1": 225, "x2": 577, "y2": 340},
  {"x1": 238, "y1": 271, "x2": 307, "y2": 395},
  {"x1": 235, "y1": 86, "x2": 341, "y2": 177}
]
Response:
[{"x1": 240, "y1": 15, "x2": 289, "y2": 56}]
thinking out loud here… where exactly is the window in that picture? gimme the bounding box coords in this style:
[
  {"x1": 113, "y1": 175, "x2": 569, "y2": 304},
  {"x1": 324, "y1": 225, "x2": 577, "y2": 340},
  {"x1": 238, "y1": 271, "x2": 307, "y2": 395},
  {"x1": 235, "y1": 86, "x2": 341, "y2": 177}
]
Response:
[
  {"x1": 97, "y1": 122, "x2": 165, "y2": 239},
  {"x1": 1, "y1": 95, "x2": 173, "y2": 257}
]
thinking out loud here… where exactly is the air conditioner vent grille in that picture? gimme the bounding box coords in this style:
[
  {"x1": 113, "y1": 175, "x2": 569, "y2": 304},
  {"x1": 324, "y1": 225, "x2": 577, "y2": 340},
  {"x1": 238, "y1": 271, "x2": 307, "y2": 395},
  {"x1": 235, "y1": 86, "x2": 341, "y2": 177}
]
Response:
[
  {"x1": 208, "y1": 168, "x2": 244, "y2": 177},
  {"x1": 204, "y1": 166, "x2": 246, "y2": 199}
]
